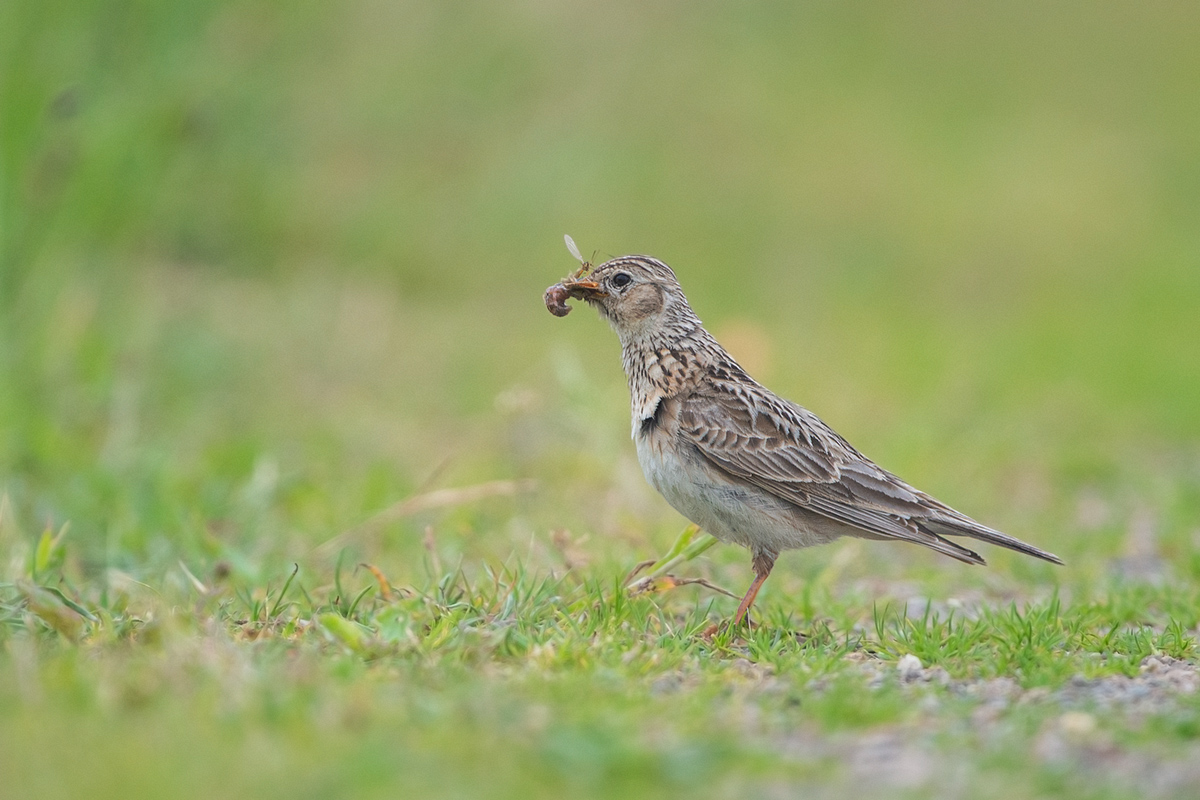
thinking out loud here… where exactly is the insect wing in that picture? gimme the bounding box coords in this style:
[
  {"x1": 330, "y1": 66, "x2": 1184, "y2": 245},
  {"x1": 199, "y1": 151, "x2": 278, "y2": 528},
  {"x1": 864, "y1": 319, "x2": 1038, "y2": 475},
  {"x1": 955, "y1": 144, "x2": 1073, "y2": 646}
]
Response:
[{"x1": 564, "y1": 234, "x2": 584, "y2": 263}]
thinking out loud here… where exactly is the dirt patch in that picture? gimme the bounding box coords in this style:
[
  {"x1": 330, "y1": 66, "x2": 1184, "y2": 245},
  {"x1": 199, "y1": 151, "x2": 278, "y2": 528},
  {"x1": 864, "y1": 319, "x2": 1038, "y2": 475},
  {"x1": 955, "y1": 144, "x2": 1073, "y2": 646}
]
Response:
[{"x1": 868, "y1": 654, "x2": 1199, "y2": 716}]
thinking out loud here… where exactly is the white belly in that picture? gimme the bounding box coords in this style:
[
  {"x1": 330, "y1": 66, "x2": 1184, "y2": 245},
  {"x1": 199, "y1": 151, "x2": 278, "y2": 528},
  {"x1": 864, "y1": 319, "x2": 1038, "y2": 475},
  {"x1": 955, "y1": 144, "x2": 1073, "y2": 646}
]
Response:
[{"x1": 634, "y1": 428, "x2": 843, "y2": 555}]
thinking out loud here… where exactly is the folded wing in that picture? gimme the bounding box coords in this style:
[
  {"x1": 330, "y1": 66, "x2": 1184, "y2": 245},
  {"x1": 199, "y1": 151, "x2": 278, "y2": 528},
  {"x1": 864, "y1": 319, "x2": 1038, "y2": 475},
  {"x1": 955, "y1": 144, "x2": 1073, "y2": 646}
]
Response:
[{"x1": 678, "y1": 380, "x2": 1062, "y2": 566}]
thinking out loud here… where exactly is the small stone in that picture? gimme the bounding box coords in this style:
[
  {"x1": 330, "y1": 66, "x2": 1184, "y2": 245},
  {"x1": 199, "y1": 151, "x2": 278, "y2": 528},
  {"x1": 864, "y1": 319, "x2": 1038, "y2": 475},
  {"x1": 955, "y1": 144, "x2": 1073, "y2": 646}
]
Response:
[
  {"x1": 1059, "y1": 711, "x2": 1097, "y2": 737},
  {"x1": 896, "y1": 653, "x2": 923, "y2": 680}
]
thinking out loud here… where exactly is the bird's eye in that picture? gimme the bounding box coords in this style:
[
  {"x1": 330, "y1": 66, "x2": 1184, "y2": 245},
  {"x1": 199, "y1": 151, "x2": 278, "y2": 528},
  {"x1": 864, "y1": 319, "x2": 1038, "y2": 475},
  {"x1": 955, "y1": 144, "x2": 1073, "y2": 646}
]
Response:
[{"x1": 611, "y1": 272, "x2": 632, "y2": 289}]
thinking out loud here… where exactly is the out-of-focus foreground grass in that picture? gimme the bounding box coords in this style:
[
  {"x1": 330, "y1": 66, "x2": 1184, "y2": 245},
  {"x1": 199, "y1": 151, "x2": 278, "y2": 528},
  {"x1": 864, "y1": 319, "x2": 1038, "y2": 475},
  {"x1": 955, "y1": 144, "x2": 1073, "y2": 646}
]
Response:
[{"x1": 2, "y1": 2, "x2": 1200, "y2": 798}]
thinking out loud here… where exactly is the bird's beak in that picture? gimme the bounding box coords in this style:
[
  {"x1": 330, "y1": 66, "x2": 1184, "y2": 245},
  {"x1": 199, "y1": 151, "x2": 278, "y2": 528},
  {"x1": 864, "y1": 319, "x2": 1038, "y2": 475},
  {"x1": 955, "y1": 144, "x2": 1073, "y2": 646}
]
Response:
[{"x1": 561, "y1": 278, "x2": 608, "y2": 299}]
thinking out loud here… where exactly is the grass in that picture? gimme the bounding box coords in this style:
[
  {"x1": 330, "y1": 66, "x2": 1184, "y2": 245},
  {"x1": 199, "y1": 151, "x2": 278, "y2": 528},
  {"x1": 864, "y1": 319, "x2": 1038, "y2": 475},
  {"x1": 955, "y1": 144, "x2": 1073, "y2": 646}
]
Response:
[
  {"x1": 2, "y1": 529, "x2": 1200, "y2": 799},
  {"x1": 3, "y1": 1, "x2": 1200, "y2": 798}
]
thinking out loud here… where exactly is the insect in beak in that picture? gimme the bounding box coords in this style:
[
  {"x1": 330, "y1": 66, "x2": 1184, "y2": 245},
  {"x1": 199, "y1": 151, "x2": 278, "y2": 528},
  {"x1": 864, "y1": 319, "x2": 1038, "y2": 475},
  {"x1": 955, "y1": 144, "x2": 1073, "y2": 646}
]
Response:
[{"x1": 562, "y1": 278, "x2": 605, "y2": 296}]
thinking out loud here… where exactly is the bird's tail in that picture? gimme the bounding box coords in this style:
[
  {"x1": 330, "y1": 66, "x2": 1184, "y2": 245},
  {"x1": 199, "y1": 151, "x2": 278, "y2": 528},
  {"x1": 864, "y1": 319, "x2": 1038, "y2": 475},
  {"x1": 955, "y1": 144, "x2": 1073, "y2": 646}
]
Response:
[{"x1": 923, "y1": 513, "x2": 1063, "y2": 565}]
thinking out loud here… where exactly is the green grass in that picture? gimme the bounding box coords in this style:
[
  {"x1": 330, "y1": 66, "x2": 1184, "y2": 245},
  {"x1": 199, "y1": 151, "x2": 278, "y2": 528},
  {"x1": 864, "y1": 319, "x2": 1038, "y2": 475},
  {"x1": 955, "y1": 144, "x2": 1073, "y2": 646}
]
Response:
[
  {"x1": 3, "y1": 1, "x2": 1200, "y2": 798},
  {"x1": 2, "y1": 538, "x2": 1200, "y2": 799}
]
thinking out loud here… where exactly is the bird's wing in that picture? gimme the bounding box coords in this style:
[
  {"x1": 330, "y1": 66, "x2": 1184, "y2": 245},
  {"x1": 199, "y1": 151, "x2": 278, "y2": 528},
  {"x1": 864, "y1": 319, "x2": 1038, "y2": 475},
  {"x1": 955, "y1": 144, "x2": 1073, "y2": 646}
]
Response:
[{"x1": 678, "y1": 380, "x2": 987, "y2": 564}]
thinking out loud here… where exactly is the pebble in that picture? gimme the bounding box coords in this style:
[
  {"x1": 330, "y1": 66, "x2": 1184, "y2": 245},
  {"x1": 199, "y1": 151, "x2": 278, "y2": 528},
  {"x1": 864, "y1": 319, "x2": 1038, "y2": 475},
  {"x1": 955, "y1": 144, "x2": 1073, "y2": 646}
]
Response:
[
  {"x1": 842, "y1": 653, "x2": 1199, "y2": 717},
  {"x1": 896, "y1": 654, "x2": 923, "y2": 681},
  {"x1": 1059, "y1": 711, "x2": 1098, "y2": 737}
]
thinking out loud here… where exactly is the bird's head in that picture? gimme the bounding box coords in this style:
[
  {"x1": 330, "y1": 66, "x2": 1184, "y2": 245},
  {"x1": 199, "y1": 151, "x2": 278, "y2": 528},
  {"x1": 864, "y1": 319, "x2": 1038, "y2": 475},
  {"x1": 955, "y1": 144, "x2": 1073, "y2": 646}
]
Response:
[{"x1": 557, "y1": 256, "x2": 697, "y2": 341}]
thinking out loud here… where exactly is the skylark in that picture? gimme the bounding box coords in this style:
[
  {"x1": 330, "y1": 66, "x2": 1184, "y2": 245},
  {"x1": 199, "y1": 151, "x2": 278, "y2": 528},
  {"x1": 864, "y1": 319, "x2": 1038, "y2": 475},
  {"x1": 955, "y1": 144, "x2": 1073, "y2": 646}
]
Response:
[{"x1": 545, "y1": 250, "x2": 1062, "y2": 627}]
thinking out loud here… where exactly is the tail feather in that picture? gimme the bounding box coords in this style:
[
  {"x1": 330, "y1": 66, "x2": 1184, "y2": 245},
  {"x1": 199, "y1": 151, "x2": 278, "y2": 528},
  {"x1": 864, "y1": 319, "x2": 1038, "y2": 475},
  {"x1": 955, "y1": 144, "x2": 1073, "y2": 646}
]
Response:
[
  {"x1": 924, "y1": 514, "x2": 1063, "y2": 565},
  {"x1": 914, "y1": 530, "x2": 986, "y2": 566}
]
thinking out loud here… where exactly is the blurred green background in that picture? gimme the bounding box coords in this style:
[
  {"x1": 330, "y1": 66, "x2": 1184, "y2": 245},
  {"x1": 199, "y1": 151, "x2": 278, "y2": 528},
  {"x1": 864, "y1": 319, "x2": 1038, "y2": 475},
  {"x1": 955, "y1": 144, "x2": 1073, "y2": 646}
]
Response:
[{"x1": 3, "y1": 0, "x2": 1200, "y2": 614}]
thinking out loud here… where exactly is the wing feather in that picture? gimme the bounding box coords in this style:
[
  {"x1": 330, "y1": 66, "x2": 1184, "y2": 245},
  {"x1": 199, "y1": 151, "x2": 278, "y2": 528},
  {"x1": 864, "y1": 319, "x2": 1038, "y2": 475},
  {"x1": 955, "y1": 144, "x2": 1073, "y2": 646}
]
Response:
[{"x1": 677, "y1": 380, "x2": 1027, "y2": 565}]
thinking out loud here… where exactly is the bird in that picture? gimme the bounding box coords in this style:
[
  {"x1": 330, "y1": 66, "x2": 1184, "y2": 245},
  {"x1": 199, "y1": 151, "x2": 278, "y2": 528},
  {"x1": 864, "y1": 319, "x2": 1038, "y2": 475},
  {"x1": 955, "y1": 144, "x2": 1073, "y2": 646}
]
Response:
[{"x1": 544, "y1": 251, "x2": 1062, "y2": 627}]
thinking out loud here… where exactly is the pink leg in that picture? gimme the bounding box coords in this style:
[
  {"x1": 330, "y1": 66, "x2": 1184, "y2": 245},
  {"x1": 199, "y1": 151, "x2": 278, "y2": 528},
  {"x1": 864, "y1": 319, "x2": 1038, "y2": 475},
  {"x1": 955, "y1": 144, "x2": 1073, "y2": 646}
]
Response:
[{"x1": 731, "y1": 551, "x2": 776, "y2": 628}]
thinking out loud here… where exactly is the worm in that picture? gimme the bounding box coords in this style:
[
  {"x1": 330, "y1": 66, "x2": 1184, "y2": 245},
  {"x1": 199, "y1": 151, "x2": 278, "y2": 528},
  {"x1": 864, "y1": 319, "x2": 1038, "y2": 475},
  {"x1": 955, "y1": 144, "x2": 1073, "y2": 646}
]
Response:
[{"x1": 544, "y1": 283, "x2": 573, "y2": 317}]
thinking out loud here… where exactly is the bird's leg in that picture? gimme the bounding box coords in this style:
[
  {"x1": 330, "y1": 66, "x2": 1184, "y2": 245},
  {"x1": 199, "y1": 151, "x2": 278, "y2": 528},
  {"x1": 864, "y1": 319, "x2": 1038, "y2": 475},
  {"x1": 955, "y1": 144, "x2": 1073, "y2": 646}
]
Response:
[{"x1": 731, "y1": 551, "x2": 776, "y2": 628}]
